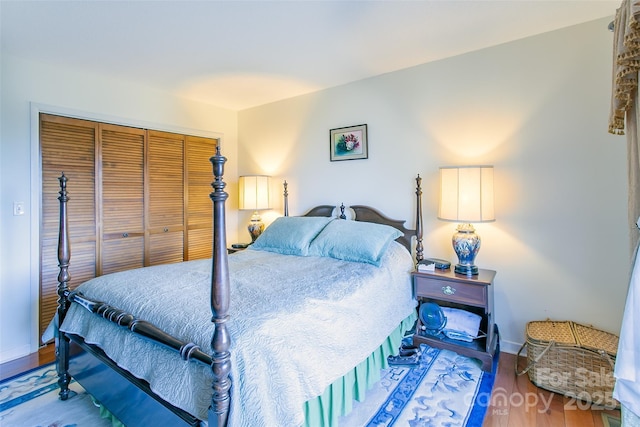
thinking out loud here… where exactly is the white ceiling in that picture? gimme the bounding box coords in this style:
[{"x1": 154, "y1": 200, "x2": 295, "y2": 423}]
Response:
[{"x1": 1, "y1": 0, "x2": 619, "y2": 111}]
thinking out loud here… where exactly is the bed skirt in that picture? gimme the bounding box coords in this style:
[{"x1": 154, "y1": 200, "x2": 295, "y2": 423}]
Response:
[
  {"x1": 303, "y1": 311, "x2": 417, "y2": 427},
  {"x1": 95, "y1": 311, "x2": 417, "y2": 427}
]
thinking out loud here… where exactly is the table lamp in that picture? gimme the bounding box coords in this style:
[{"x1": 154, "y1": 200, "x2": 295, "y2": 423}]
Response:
[
  {"x1": 438, "y1": 166, "x2": 494, "y2": 275},
  {"x1": 239, "y1": 175, "x2": 271, "y2": 243}
]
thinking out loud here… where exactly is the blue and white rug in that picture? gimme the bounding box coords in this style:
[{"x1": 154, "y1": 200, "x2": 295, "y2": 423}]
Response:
[
  {"x1": 0, "y1": 345, "x2": 497, "y2": 427},
  {"x1": 0, "y1": 363, "x2": 113, "y2": 427},
  {"x1": 340, "y1": 345, "x2": 497, "y2": 427}
]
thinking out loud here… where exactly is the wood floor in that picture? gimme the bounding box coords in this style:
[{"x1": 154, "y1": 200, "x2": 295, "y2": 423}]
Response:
[
  {"x1": 0, "y1": 346, "x2": 621, "y2": 426},
  {"x1": 484, "y1": 352, "x2": 620, "y2": 427},
  {"x1": 0, "y1": 344, "x2": 56, "y2": 381}
]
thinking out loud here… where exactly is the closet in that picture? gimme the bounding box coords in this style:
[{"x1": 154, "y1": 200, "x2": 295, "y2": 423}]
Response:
[{"x1": 39, "y1": 113, "x2": 217, "y2": 338}]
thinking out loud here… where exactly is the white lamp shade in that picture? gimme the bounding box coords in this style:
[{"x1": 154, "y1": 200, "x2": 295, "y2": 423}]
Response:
[
  {"x1": 239, "y1": 175, "x2": 271, "y2": 211},
  {"x1": 438, "y1": 166, "x2": 495, "y2": 223}
]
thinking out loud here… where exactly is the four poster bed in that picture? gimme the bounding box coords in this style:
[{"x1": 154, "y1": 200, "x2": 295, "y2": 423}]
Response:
[{"x1": 53, "y1": 147, "x2": 424, "y2": 427}]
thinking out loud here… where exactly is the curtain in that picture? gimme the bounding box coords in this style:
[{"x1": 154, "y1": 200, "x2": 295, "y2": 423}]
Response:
[
  {"x1": 609, "y1": 0, "x2": 640, "y2": 252},
  {"x1": 611, "y1": 4, "x2": 640, "y2": 421}
]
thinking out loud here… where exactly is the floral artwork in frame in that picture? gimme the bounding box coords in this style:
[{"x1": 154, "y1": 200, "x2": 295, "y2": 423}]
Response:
[{"x1": 330, "y1": 124, "x2": 368, "y2": 161}]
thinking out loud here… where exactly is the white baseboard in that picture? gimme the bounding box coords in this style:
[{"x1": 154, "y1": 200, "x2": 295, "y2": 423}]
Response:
[
  {"x1": 0, "y1": 344, "x2": 31, "y2": 365},
  {"x1": 499, "y1": 338, "x2": 525, "y2": 356}
]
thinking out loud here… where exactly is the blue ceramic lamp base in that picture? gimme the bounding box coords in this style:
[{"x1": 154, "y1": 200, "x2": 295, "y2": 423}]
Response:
[
  {"x1": 452, "y1": 223, "x2": 480, "y2": 276},
  {"x1": 247, "y1": 212, "x2": 264, "y2": 243}
]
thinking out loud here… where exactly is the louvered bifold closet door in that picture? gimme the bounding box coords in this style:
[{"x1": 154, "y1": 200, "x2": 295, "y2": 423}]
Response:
[
  {"x1": 147, "y1": 130, "x2": 185, "y2": 266},
  {"x1": 186, "y1": 135, "x2": 217, "y2": 260},
  {"x1": 40, "y1": 114, "x2": 98, "y2": 339},
  {"x1": 100, "y1": 124, "x2": 145, "y2": 275}
]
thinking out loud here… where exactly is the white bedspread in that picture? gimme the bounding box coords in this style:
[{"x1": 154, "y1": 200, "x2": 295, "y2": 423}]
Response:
[{"x1": 60, "y1": 241, "x2": 416, "y2": 426}]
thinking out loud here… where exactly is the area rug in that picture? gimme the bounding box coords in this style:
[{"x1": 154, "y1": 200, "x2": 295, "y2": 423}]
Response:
[
  {"x1": 0, "y1": 363, "x2": 113, "y2": 427},
  {"x1": 602, "y1": 412, "x2": 622, "y2": 427},
  {"x1": 340, "y1": 345, "x2": 498, "y2": 426},
  {"x1": 0, "y1": 345, "x2": 497, "y2": 427}
]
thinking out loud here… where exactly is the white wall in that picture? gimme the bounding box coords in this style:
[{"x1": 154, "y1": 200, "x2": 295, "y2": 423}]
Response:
[
  {"x1": 0, "y1": 16, "x2": 630, "y2": 363},
  {"x1": 238, "y1": 17, "x2": 630, "y2": 353},
  {"x1": 0, "y1": 55, "x2": 239, "y2": 363}
]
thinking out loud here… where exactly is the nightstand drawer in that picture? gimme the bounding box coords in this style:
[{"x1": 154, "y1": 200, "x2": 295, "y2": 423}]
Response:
[{"x1": 413, "y1": 276, "x2": 487, "y2": 307}]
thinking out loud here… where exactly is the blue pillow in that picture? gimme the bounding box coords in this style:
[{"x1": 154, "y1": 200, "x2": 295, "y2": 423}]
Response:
[
  {"x1": 251, "y1": 216, "x2": 333, "y2": 256},
  {"x1": 308, "y1": 220, "x2": 402, "y2": 266}
]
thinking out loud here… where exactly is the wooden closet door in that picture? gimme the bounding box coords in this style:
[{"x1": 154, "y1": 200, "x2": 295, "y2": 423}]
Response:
[
  {"x1": 40, "y1": 114, "x2": 98, "y2": 339},
  {"x1": 147, "y1": 130, "x2": 185, "y2": 265},
  {"x1": 100, "y1": 124, "x2": 145, "y2": 275},
  {"x1": 186, "y1": 135, "x2": 217, "y2": 260},
  {"x1": 40, "y1": 113, "x2": 217, "y2": 337}
]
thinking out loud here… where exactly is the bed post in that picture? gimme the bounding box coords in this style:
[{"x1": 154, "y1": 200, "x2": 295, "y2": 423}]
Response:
[
  {"x1": 415, "y1": 175, "x2": 424, "y2": 263},
  {"x1": 56, "y1": 173, "x2": 73, "y2": 400},
  {"x1": 208, "y1": 147, "x2": 232, "y2": 427},
  {"x1": 283, "y1": 180, "x2": 289, "y2": 217}
]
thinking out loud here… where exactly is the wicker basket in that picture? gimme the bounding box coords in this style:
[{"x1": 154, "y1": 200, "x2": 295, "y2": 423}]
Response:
[{"x1": 515, "y1": 320, "x2": 619, "y2": 409}]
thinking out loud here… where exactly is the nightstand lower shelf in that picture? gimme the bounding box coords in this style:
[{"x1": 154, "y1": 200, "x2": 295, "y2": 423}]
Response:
[{"x1": 413, "y1": 323, "x2": 499, "y2": 372}]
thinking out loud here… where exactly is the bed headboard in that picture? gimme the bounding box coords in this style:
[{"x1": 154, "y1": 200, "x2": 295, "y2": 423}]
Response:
[
  {"x1": 301, "y1": 205, "x2": 336, "y2": 218},
  {"x1": 285, "y1": 176, "x2": 424, "y2": 259},
  {"x1": 350, "y1": 205, "x2": 414, "y2": 253}
]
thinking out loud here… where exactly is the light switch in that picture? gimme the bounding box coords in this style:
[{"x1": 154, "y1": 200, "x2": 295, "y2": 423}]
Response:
[{"x1": 13, "y1": 202, "x2": 25, "y2": 216}]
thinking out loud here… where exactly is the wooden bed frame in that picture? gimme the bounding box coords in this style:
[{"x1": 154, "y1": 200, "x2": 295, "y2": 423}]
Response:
[{"x1": 54, "y1": 147, "x2": 424, "y2": 427}]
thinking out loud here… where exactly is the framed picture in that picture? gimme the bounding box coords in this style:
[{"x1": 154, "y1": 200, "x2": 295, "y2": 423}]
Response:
[{"x1": 330, "y1": 124, "x2": 368, "y2": 161}]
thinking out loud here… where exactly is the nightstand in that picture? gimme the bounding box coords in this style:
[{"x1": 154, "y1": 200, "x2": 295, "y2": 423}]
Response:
[
  {"x1": 412, "y1": 268, "x2": 498, "y2": 372},
  {"x1": 227, "y1": 244, "x2": 249, "y2": 254}
]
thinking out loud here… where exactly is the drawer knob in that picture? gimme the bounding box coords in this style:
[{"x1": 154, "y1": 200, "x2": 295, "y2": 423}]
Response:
[{"x1": 442, "y1": 285, "x2": 456, "y2": 295}]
